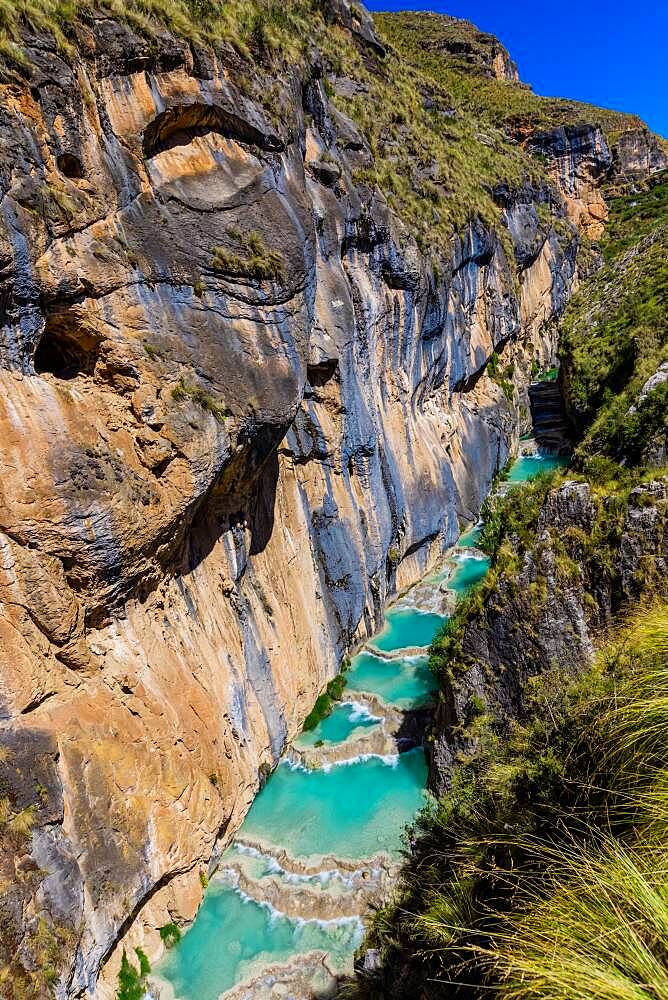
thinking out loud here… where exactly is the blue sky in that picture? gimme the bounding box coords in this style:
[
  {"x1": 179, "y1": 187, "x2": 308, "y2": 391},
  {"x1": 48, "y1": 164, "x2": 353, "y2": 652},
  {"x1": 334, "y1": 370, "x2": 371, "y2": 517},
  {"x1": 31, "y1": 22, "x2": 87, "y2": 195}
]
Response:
[{"x1": 366, "y1": 1, "x2": 668, "y2": 138}]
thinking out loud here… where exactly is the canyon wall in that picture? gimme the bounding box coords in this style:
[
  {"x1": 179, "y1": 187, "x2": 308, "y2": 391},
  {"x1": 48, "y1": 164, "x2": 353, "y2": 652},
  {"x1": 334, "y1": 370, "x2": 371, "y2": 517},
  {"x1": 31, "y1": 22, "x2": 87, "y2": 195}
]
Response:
[{"x1": 0, "y1": 5, "x2": 649, "y2": 997}]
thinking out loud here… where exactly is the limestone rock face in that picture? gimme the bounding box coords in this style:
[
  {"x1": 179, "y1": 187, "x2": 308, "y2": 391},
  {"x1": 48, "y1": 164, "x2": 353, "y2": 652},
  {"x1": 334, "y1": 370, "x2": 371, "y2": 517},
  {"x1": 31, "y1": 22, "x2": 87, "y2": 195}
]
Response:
[
  {"x1": 0, "y1": 12, "x2": 607, "y2": 999},
  {"x1": 612, "y1": 128, "x2": 668, "y2": 182},
  {"x1": 528, "y1": 124, "x2": 613, "y2": 239}
]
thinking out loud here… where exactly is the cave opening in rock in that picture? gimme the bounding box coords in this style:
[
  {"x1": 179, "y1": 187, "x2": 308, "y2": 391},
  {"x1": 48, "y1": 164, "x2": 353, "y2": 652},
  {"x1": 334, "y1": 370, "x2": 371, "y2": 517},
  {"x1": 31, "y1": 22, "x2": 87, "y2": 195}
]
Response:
[
  {"x1": 34, "y1": 315, "x2": 100, "y2": 380},
  {"x1": 307, "y1": 358, "x2": 339, "y2": 387},
  {"x1": 142, "y1": 103, "x2": 281, "y2": 159},
  {"x1": 56, "y1": 153, "x2": 84, "y2": 179}
]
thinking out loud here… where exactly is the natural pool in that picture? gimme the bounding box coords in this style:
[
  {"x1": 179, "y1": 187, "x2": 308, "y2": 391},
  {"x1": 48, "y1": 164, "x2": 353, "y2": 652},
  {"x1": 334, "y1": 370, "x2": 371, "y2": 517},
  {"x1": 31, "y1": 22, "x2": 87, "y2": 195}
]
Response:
[
  {"x1": 157, "y1": 874, "x2": 363, "y2": 1000},
  {"x1": 345, "y1": 650, "x2": 436, "y2": 708},
  {"x1": 506, "y1": 452, "x2": 568, "y2": 483},
  {"x1": 448, "y1": 551, "x2": 492, "y2": 595},
  {"x1": 294, "y1": 701, "x2": 381, "y2": 748},
  {"x1": 240, "y1": 749, "x2": 428, "y2": 862},
  {"x1": 458, "y1": 521, "x2": 483, "y2": 548},
  {"x1": 368, "y1": 607, "x2": 446, "y2": 652},
  {"x1": 157, "y1": 450, "x2": 565, "y2": 999}
]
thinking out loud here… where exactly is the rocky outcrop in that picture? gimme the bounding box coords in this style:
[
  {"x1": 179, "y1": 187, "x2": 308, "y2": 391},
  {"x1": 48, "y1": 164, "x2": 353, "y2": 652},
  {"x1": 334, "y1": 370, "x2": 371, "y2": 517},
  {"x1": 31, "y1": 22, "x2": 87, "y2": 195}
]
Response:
[
  {"x1": 526, "y1": 124, "x2": 667, "y2": 240},
  {"x1": 0, "y1": 7, "x2": 625, "y2": 998},
  {"x1": 430, "y1": 478, "x2": 668, "y2": 794},
  {"x1": 612, "y1": 127, "x2": 668, "y2": 182},
  {"x1": 399, "y1": 10, "x2": 519, "y2": 80},
  {"x1": 528, "y1": 124, "x2": 612, "y2": 238}
]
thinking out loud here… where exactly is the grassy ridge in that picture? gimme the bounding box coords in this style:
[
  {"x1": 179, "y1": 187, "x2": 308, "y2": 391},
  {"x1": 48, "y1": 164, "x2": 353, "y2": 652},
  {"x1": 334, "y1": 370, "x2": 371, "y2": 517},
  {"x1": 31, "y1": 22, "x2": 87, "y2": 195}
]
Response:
[
  {"x1": 479, "y1": 605, "x2": 668, "y2": 1000},
  {"x1": 0, "y1": 0, "x2": 320, "y2": 62},
  {"x1": 374, "y1": 11, "x2": 643, "y2": 141},
  {"x1": 318, "y1": 18, "x2": 546, "y2": 257}
]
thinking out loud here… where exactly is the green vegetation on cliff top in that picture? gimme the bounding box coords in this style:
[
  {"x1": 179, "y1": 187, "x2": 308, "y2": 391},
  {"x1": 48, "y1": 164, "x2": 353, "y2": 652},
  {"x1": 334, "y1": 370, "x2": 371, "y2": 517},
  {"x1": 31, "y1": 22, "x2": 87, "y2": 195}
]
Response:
[
  {"x1": 0, "y1": 0, "x2": 318, "y2": 62},
  {"x1": 318, "y1": 18, "x2": 542, "y2": 255},
  {"x1": 375, "y1": 11, "x2": 644, "y2": 141},
  {"x1": 560, "y1": 171, "x2": 668, "y2": 467}
]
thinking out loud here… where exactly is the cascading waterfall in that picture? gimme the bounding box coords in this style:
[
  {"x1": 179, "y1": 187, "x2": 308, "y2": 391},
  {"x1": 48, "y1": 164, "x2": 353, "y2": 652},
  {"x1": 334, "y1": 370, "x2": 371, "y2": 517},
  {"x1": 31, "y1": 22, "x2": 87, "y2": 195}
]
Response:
[{"x1": 153, "y1": 446, "x2": 569, "y2": 1000}]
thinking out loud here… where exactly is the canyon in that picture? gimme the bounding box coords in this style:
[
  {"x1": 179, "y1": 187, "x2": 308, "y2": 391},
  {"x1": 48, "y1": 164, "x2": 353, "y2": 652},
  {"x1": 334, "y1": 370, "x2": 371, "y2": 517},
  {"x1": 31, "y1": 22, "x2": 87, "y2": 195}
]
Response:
[{"x1": 0, "y1": 3, "x2": 665, "y2": 999}]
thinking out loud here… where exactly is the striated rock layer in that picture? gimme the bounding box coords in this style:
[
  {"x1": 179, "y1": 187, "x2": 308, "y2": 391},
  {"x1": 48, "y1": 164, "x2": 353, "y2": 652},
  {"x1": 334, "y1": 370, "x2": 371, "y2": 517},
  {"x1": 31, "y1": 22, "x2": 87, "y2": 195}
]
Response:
[{"x1": 0, "y1": 5, "x2": 652, "y2": 997}]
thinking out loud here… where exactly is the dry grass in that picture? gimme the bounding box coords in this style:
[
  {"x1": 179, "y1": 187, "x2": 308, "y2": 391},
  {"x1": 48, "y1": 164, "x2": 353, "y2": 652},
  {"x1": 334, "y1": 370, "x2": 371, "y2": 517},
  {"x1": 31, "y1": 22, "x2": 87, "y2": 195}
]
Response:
[{"x1": 0, "y1": 0, "x2": 321, "y2": 63}]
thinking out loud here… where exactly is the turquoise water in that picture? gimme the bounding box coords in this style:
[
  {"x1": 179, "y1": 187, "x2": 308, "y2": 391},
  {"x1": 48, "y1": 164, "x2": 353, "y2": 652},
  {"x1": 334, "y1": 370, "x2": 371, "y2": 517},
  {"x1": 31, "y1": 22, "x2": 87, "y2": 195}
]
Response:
[
  {"x1": 506, "y1": 453, "x2": 568, "y2": 483},
  {"x1": 241, "y1": 749, "x2": 428, "y2": 861},
  {"x1": 158, "y1": 876, "x2": 363, "y2": 1000},
  {"x1": 448, "y1": 553, "x2": 491, "y2": 595},
  {"x1": 368, "y1": 607, "x2": 446, "y2": 652},
  {"x1": 458, "y1": 522, "x2": 483, "y2": 548},
  {"x1": 345, "y1": 651, "x2": 436, "y2": 708},
  {"x1": 295, "y1": 701, "x2": 380, "y2": 747},
  {"x1": 158, "y1": 450, "x2": 563, "y2": 999}
]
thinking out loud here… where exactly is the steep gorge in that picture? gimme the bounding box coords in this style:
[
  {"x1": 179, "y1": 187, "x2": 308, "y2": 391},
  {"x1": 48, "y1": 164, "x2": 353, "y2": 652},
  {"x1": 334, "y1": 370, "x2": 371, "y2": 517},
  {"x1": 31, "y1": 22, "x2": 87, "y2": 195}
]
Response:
[{"x1": 0, "y1": 4, "x2": 665, "y2": 998}]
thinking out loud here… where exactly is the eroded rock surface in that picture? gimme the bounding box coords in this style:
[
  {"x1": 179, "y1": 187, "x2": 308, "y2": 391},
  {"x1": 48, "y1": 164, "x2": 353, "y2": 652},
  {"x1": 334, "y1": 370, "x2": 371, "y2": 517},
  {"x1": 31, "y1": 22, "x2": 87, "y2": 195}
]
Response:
[{"x1": 528, "y1": 124, "x2": 612, "y2": 238}]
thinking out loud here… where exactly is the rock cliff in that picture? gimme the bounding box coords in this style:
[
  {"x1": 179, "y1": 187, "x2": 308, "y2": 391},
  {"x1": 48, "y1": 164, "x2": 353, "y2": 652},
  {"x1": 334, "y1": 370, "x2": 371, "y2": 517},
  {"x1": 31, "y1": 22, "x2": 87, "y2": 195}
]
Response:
[
  {"x1": 430, "y1": 477, "x2": 668, "y2": 793},
  {"x1": 0, "y1": 4, "x2": 662, "y2": 997}
]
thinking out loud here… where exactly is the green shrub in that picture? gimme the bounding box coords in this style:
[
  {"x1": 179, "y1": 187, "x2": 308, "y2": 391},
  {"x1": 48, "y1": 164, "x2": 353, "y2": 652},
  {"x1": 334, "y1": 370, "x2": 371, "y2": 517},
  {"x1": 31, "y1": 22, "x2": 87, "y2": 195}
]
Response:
[
  {"x1": 302, "y1": 663, "x2": 349, "y2": 731},
  {"x1": 135, "y1": 949, "x2": 150, "y2": 978},
  {"x1": 171, "y1": 378, "x2": 227, "y2": 424},
  {"x1": 478, "y1": 471, "x2": 560, "y2": 559},
  {"x1": 116, "y1": 948, "x2": 150, "y2": 1000},
  {"x1": 486, "y1": 351, "x2": 500, "y2": 378},
  {"x1": 159, "y1": 923, "x2": 181, "y2": 949}
]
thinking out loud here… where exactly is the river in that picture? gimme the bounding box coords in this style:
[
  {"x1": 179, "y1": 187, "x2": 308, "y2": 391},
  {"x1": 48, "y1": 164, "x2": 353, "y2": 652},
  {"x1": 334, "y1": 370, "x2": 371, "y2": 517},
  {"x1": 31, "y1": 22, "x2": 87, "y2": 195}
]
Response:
[{"x1": 152, "y1": 450, "x2": 567, "y2": 1000}]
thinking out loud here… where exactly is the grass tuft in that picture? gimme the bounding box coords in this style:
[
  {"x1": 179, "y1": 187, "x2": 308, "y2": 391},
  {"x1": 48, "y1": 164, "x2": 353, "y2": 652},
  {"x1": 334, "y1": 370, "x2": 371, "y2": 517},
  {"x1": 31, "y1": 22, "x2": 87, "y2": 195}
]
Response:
[
  {"x1": 171, "y1": 377, "x2": 227, "y2": 424},
  {"x1": 211, "y1": 230, "x2": 286, "y2": 282}
]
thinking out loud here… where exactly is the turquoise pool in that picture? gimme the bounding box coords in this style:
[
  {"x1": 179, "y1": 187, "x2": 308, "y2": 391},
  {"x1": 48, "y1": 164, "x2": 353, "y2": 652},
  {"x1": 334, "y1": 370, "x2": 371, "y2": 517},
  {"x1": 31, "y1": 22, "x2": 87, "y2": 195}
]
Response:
[
  {"x1": 448, "y1": 552, "x2": 491, "y2": 595},
  {"x1": 368, "y1": 607, "x2": 446, "y2": 652},
  {"x1": 240, "y1": 748, "x2": 428, "y2": 862},
  {"x1": 345, "y1": 651, "x2": 436, "y2": 708},
  {"x1": 157, "y1": 876, "x2": 363, "y2": 1000},
  {"x1": 457, "y1": 522, "x2": 483, "y2": 548},
  {"x1": 295, "y1": 701, "x2": 381, "y2": 747},
  {"x1": 506, "y1": 453, "x2": 568, "y2": 483}
]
